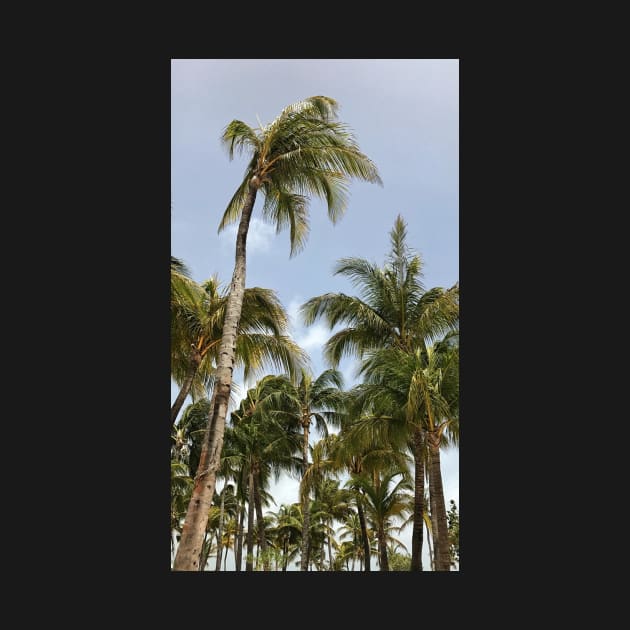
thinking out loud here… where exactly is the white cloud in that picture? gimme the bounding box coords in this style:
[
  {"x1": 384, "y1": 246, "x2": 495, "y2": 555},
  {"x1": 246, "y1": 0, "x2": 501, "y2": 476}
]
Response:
[{"x1": 220, "y1": 218, "x2": 275, "y2": 255}]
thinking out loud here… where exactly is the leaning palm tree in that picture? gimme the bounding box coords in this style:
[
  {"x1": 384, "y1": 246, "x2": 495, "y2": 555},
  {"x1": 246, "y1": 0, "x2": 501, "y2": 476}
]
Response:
[
  {"x1": 173, "y1": 96, "x2": 381, "y2": 570},
  {"x1": 301, "y1": 215, "x2": 458, "y2": 570}
]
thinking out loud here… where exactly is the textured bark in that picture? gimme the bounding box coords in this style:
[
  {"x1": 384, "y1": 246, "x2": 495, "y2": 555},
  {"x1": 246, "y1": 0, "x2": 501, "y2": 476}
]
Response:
[
  {"x1": 253, "y1": 468, "x2": 270, "y2": 570},
  {"x1": 170, "y1": 350, "x2": 201, "y2": 427},
  {"x1": 246, "y1": 469, "x2": 255, "y2": 571},
  {"x1": 425, "y1": 516, "x2": 434, "y2": 571},
  {"x1": 430, "y1": 483, "x2": 440, "y2": 570},
  {"x1": 356, "y1": 493, "x2": 371, "y2": 572},
  {"x1": 410, "y1": 428, "x2": 425, "y2": 571},
  {"x1": 428, "y1": 431, "x2": 450, "y2": 571},
  {"x1": 235, "y1": 501, "x2": 245, "y2": 572},
  {"x1": 173, "y1": 183, "x2": 257, "y2": 571},
  {"x1": 282, "y1": 539, "x2": 288, "y2": 571},
  {"x1": 327, "y1": 519, "x2": 334, "y2": 571},
  {"x1": 215, "y1": 490, "x2": 225, "y2": 571},
  {"x1": 300, "y1": 421, "x2": 311, "y2": 571},
  {"x1": 377, "y1": 524, "x2": 389, "y2": 571}
]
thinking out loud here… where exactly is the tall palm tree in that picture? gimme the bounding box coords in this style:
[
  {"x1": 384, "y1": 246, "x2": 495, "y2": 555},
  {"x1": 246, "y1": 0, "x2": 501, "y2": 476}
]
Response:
[
  {"x1": 174, "y1": 96, "x2": 381, "y2": 570},
  {"x1": 171, "y1": 268, "x2": 306, "y2": 427},
  {"x1": 301, "y1": 215, "x2": 458, "y2": 570},
  {"x1": 268, "y1": 504, "x2": 303, "y2": 572}
]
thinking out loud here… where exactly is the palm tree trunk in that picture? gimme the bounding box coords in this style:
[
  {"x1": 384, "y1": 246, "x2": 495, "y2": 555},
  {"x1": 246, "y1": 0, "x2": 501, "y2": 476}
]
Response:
[
  {"x1": 378, "y1": 524, "x2": 389, "y2": 571},
  {"x1": 430, "y1": 482, "x2": 440, "y2": 570},
  {"x1": 253, "y1": 469, "x2": 270, "y2": 570},
  {"x1": 170, "y1": 353, "x2": 201, "y2": 427},
  {"x1": 300, "y1": 422, "x2": 311, "y2": 571},
  {"x1": 215, "y1": 490, "x2": 225, "y2": 571},
  {"x1": 235, "y1": 500, "x2": 245, "y2": 572},
  {"x1": 425, "y1": 515, "x2": 434, "y2": 571},
  {"x1": 283, "y1": 539, "x2": 288, "y2": 571},
  {"x1": 327, "y1": 519, "x2": 334, "y2": 571},
  {"x1": 356, "y1": 492, "x2": 371, "y2": 572},
  {"x1": 224, "y1": 542, "x2": 229, "y2": 571},
  {"x1": 410, "y1": 428, "x2": 425, "y2": 571},
  {"x1": 246, "y1": 469, "x2": 255, "y2": 571},
  {"x1": 428, "y1": 431, "x2": 450, "y2": 571},
  {"x1": 173, "y1": 183, "x2": 258, "y2": 570}
]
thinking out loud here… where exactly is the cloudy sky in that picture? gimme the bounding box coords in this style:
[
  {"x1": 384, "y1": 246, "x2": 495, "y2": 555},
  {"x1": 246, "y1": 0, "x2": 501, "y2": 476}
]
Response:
[{"x1": 171, "y1": 59, "x2": 459, "y2": 569}]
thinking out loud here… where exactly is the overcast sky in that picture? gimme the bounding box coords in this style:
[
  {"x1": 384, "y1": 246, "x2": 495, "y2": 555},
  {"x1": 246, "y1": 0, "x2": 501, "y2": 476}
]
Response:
[{"x1": 171, "y1": 59, "x2": 459, "y2": 570}]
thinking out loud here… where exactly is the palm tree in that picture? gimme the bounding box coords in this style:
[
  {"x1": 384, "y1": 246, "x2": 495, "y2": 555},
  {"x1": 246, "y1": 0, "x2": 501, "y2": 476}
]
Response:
[
  {"x1": 354, "y1": 338, "x2": 459, "y2": 571},
  {"x1": 262, "y1": 368, "x2": 345, "y2": 570},
  {"x1": 350, "y1": 469, "x2": 413, "y2": 571},
  {"x1": 301, "y1": 215, "x2": 458, "y2": 570},
  {"x1": 222, "y1": 376, "x2": 302, "y2": 571},
  {"x1": 170, "y1": 268, "x2": 306, "y2": 427},
  {"x1": 174, "y1": 96, "x2": 381, "y2": 570},
  {"x1": 268, "y1": 504, "x2": 303, "y2": 572}
]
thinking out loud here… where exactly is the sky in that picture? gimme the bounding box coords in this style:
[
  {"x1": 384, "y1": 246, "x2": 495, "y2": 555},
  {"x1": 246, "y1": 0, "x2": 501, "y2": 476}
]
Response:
[{"x1": 171, "y1": 59, "x2": 459, "y2": 570}]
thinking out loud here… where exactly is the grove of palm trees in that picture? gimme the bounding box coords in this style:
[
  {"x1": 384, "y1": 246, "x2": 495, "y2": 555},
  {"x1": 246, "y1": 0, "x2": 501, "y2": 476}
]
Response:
[{"x1": 171, "y1": 62, "x2": 459, "y2": 572}]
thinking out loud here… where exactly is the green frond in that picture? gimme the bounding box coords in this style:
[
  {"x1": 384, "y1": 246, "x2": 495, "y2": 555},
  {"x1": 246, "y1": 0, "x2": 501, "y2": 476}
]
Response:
[
  {"x1": 221, "y1": 119, "x2": 261, "y2": 160},
  {"x1": 218, "y1": 177, "x2": 251, "y2": 232}
]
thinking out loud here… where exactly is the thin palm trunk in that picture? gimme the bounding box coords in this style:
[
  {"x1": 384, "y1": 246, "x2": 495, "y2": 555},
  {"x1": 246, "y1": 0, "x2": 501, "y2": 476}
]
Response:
[
  {"x1": 253, "y1": 469, "x2": 270, "y2": 570},
  {"x1": 425, "y1": 515, "x2": 434, "y2": 571},
  {"x1": 199, "y1": 531, "x2": 210, "y2": 571},
  {"x1": 215, "y1": 490, "x2": 225, "y2": 571},
  {"x1": 377, "y1": 523, "x2": 389, "y2": 571},
  {"x1": 170, "y1": 354, "x2": 200, "y2": 427},
  {"x1": 356, "y1": 492, "x2": 371, "y2": 572},
  {"x1": 327, "y1": 519, "x2": 334, "y2": 571},
  {"x1": 282, "y1": 538, "x2": 289, "y2": 572},
  {"x1": 235, "y1": 500, "x2": 245, "y2": 572},
  {"x1": 428, "y1": 432, "x2": 450, "y2": 571},
  {"x1": 300, "y1": 421, "x2": 311, "y2": 571},
  {"x1": 430, "y1": 482, "x2": 440, "y2": 570},
  {"x1": 173, "y1": 184, "x2": 257, "y2": 570},
  {"x1": 410, "y1": 428, "x2": 425, "y2": 571},
  {"x1": 246, "y1": 469, "x2": 255, "y2": 571}
]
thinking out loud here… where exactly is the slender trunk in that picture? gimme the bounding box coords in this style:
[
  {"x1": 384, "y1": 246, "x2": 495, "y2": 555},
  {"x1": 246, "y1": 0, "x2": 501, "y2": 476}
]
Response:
[
  {"x1": 199, "y1": 531, "x2": 210, "y2": 571},
  {"x1": 253, "y1": 469, "x2": 270, "y2": 570},
  {"x1": 224, "y1": 540, "x2": 229, "y2": 571},
  {"x1": 430, "y1": 482, "x2": 440, "y2": 570},
  {"x1": 425, "y1": 515, "x2": 434, "y2": 571},
  {"x1": 170, "y1": 352, "x2": 201, "y2": 427},
  {"x1": 428, "y1": 431, "x2": 450, "y2": 571},
  {"x1": 378, "y1": 523, "x2": 389, "y2": 571},
  {"x1": 351, "y1": 555, "x2": 355, "y2": 571},
  {"x1": 327, "y1": 519, "x2": 334, "y2": 571},
  {"x1": 173, "y1": 183, "x2": 258, "y2": 570},
  {"x1": 235, "y1": 500, "x2": 245, "y2": 572},
  {"x1": 300, "y1": 421, "x2": 311, "y2": 571},
  {"x1": 246, "y1": 469, "x2": 255, "y2": 571},
  {"x1": 282, "y1": 539, "x2": 288, "y2": 572},
  {"x1": 215, "y1": 490, "x2": 225, "y2": 571},
  {"x1": 255, "y1": 542, "x2": 260, "y2": 570},
  {"x1": 356, "y1": 492, "x2": 371, "y2": 572},
  {"x1": 410, "y1": 428, "x2": 425, "y2": 571}
]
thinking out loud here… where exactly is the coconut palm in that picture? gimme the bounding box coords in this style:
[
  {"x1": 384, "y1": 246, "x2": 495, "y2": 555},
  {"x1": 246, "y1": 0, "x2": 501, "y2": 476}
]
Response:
[
  {"x1": 349, "y1": 469, "x2": 413, "y2": 571},
  {"x1": 170, "y1": 268, "x2": 306, "y2": 427},
  {"x1": 174, "y1": 96, "x2": 381, "y2": 570},
  {"x1": 222, "y1": 376, "x2": 302, "y2": 571},
  {"x1": 354, "y1": 337, "x2": 459, "y2": 571},
  {"x1": 268, "y1": 504, "x2": 303, "y2": 572},
  {"x1": 261, "y1": 368, "x2": 345, "y2": 570},
  {"x1": 301, "y1": 215, "x2": 458, "y2": 570}
]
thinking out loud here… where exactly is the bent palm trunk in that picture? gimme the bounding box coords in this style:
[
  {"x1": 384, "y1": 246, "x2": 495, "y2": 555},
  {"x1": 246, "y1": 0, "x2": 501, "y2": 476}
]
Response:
[
  {"x1": 170, "y1": 351, "x2": 201, "y2": 427},
  {"x1": 173, "y1": 183, "x2": 257, "y2": 571}
]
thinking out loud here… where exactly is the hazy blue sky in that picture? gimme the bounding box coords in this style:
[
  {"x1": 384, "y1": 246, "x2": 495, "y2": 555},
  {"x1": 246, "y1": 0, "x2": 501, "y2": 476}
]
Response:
[{"x1": 171, "y1": 59, "x2": 458, "y2": 570}]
